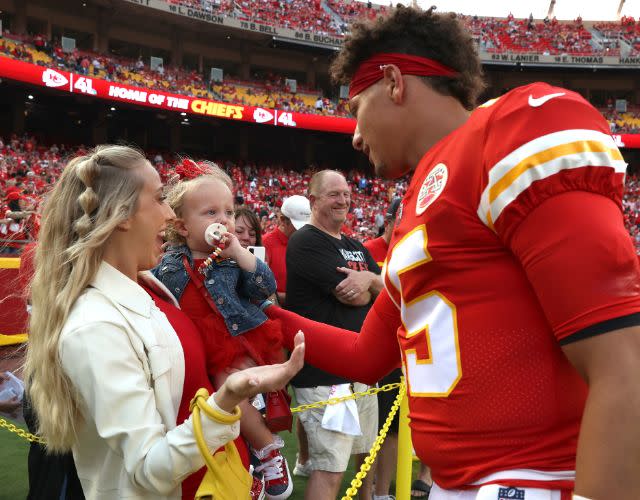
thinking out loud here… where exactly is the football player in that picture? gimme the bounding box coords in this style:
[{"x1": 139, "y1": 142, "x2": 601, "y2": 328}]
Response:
[{"x1": 269, "y1": 6, "x2": 640, "y2": 500}]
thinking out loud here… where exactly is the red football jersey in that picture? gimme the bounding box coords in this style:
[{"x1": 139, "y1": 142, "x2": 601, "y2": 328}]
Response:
[{"x1": 382, "y1": 83, "x2": 640, "y2": 489}]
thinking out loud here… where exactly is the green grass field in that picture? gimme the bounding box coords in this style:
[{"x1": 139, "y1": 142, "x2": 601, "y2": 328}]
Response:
[
  {"x1": 0, "y1": 414, "x2": 414, "y2": 500},
  {"x1": 0, "y1": 420, "x2": 30, "y2": 500}
]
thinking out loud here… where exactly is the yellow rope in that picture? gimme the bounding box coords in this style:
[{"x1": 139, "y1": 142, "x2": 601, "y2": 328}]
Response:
[
  {"x1": 290, "y1": 382, "x2": 402, "y2": 413},
  {"x1": 1, "y1": 382, "x2": 403, "y2": 446},
  {"x1": 341, "y1": 381, "x2": 405, "y2": 500}
]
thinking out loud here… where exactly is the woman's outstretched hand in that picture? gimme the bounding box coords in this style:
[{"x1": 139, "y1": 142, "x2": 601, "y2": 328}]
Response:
[{"x1": 214, "y1": 331, "x2": 305, "y2": 412}]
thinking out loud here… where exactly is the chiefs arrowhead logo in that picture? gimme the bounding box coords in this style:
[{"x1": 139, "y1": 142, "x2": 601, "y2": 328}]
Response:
[
  {"x1": 42, "y1": 69, "x2": 68, "y2": 88},
  {"x1": 253, "y1": 108, "x2": 274, "y2": 124},
  {"x1": 416, "y1": 163, "x2": 448, "y2": 216}
]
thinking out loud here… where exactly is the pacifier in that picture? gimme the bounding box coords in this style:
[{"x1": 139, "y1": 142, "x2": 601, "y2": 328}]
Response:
[
  {"x1": 199, "y1": 223, "x2": 227, "y2": 274},
  {"x1": 204, "y1": 222, "x2": 227, "y2": 247}
]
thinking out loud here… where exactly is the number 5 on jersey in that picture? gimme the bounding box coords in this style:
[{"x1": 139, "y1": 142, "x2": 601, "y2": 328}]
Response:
[{"x1": 385, "y1": 225, "x2": 462, "y2": 397}]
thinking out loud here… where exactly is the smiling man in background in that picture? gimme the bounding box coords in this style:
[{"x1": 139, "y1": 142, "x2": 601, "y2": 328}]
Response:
[{"x1": 285, "y1": 169, "x2": 383, "y2": 500}]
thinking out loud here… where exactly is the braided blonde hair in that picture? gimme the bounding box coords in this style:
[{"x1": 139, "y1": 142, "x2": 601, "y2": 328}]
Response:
[
  {"x1": 165, "y1": 162, "x2": 233, "y2": 245},
  {"x1": 25, "y1": 145, "x2": 147, "y2": 452}
]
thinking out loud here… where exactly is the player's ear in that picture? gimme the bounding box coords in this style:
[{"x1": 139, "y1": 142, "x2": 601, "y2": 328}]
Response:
[{"x1": 383, "y1": 64, "x2": 405, "y2": 105}]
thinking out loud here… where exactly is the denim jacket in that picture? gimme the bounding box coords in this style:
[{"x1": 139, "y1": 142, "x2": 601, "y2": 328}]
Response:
[{"x1": 152, "y1": 245, "x2": 276, "y2": 336}]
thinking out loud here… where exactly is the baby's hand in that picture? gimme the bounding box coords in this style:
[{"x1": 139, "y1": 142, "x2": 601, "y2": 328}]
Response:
[
  {"x1": 219, "y1": 232, "x2": 257, "y2": 271},
  {"x1": 219, "y1": 232, "x2": 243, "y2": 260}
]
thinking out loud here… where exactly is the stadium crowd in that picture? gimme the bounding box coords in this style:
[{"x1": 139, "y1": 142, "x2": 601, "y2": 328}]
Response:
[
  {"x1": 0, "y1": 135, "x2": 406, "y2": 254},
  {"x1": 327, "y1": 0, "x2": 389, "y2": 33},
  {"x1": 2, "y1": 134, "x2": 639, "y2": 256},
  {"x1": 601, "y1": 106, "x2": 640, "y2": 134},
  {"x1": 594, "y1": 16, "x2": 640, "y2": 55},
  {"x1": 468, "y1": 14, "x2": 596, "y2": 55},
  {"x1": 235, "y1": 0, "x2": 342, "y2": 36},
  {"x1": 159, "y1": 0, "x2": 640, "y2": 56}
]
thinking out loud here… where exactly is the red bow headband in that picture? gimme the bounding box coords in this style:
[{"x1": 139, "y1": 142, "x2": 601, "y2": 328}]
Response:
[
  {"x1": 175, "y1": 158, "x2": 210, "y2": 180},
  {"x1": 348, "y1": 53, "x2": 458, "y2": 100}
]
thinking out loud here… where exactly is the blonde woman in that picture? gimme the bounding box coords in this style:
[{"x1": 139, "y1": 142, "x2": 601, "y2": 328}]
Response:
[{"x1": 24, "y1": 145, "x2": 304, "y2": 500}]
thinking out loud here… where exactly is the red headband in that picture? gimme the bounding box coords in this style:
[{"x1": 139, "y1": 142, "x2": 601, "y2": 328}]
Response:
[{"x1": 348, "y1": 52, "x2": 458, "y2": 99}]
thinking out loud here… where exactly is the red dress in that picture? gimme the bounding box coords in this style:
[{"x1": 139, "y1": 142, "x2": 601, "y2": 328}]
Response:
[
  {"x1": 143, "y1": 284, "x2": 250, "y2": 500},
  {"x1": 180, "y1": 259, "x2": 284, "y2": 378}
]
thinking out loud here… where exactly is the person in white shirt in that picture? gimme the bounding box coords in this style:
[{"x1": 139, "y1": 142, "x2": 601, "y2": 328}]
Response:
[{"x1": 24, "y1": 145, "x2": 304, "y2": 500}]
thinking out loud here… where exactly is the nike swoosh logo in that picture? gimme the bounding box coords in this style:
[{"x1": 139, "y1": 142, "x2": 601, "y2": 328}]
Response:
[{"x1": 528, "y1": 92, "x2": 566, "y2": 107}]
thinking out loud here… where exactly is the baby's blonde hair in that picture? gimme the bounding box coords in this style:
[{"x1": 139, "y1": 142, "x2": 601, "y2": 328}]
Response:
[{"x1": 165, "y1": 161, "x2": 233, "y2": 245}]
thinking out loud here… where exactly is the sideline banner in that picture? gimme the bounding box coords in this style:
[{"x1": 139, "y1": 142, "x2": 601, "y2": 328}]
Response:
[
  {"x1": 0, "y1": 57, "x2": 356, "y2": 135},
  {"x1": 614, "y1": 134, "x2": 640, "y2": 149},
  {"x1": 1, "y1": 57, "x2": 639, "y2": 148}
]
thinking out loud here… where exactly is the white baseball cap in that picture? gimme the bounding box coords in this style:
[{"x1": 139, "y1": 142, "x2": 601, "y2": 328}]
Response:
[{"x1": 281, "y1": 195, "x2": 311, "y2": 230}]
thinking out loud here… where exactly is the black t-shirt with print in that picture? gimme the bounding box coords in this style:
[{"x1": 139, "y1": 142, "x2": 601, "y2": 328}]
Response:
[{"x1": 285, "y1": 224, "x2": 381, "y2": 387}]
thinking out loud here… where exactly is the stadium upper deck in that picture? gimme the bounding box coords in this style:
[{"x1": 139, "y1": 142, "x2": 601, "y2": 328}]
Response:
[{"x1": 145, "y1": 0, "x2": 640, "y2": 60}]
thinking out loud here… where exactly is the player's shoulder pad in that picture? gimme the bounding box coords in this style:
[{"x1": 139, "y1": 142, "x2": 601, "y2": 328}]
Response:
[
  {"x1": 476, "y1": 82, "x2": 624, "y2": 232},
  {"x1": 488, "y1": 82, "x2": 597, "y2": 120}
]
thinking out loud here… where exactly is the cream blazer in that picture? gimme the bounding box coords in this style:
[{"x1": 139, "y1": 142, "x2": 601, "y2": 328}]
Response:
[{"x1": 58, "y1": 261, "x2": 240, "y2": 499}]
